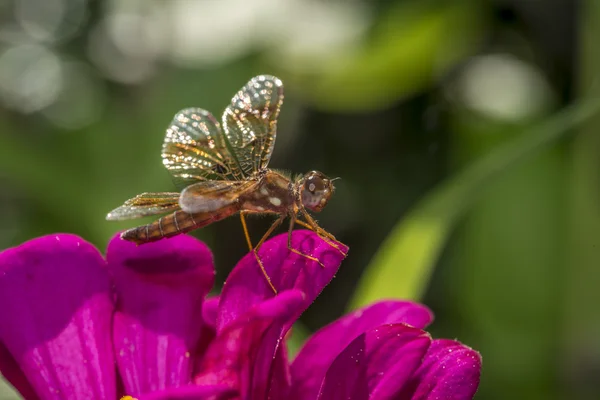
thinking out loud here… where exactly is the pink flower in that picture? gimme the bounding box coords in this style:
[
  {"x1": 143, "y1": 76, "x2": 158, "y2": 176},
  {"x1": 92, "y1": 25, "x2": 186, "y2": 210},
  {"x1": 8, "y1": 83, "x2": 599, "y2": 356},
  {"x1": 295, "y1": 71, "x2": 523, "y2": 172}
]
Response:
[{"x1": 0, "y1": 231, "x2": 480, "y2": 400}]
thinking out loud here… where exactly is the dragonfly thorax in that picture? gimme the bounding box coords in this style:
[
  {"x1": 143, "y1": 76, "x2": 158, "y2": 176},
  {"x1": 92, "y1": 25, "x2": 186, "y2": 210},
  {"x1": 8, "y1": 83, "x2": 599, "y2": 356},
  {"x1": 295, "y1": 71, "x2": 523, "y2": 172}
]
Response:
[{"x1": 239, "y1": 170, "x2": 295, "y2": 213}]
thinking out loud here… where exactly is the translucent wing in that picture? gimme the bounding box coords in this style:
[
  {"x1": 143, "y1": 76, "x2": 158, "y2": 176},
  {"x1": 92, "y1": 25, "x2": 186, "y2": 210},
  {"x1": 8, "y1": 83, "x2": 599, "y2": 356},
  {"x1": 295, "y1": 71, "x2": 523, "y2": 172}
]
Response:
[
  {"x1": 106, "y1": 192, "x2": 180, "y2": 221},
  {"x1": 179, "y1": 180, "x2": 257, "y2": 213},
  {"x1": 162, "y1": 108, "x2": 238, "y2": 189},
  {"x1": 221, "y1": 75, "x2": 284, "y2": 178}
]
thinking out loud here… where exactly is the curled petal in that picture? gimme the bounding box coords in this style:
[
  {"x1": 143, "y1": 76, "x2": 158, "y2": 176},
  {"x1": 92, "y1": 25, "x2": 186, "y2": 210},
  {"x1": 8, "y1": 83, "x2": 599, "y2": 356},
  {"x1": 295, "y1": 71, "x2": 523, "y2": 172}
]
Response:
[
  {"x1": 107, "y1": 234, "x2": 215, "y2": 396},
  {"x1": 317, "y1": 324, "x2": 431, "y2": 400},
  {"x1": 0, "y1": 234, "x2": 115, "y2": 400},
  {"x1": 398, "y1": 339, "x2": 481, "y2": 400},
  {"x1": 218, "y1": 230, "x2": 347, "y2": 332},
  {"x1": 195, "y1": 290, "x2": 305, "y2": 399},
  {"x1": 292, "y1": 301, "x2": 433, "y2": 399}
]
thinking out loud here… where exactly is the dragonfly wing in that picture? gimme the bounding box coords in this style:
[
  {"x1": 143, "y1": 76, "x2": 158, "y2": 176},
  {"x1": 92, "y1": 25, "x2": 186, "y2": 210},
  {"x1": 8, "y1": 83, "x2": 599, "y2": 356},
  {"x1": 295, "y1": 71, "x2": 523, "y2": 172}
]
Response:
[
  {"x1": 162, "y1": 108, "x2": 239, "y2": 189},
  {"x1": 221, "y1": 75, "x2": 284, "y2": 177},
  {"x1": 106, "y1": 192, "x2": 181, "y2": 221}
]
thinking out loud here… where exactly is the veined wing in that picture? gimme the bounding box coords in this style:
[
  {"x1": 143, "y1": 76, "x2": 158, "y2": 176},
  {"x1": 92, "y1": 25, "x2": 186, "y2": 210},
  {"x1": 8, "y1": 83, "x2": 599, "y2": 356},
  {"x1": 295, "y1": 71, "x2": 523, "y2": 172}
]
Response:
[
  {"x1": 221, "y1": 75, "x2": 284, "y2": 178},
  {"x1": 179, "y1": 180, "x2": 257, "y2": 213},
  {"x1": 162, "y1": 108, "x2": 238, "y2": 189},
  {"x1": 106, "y1": 192, "x2": 180, "y2": 221}
]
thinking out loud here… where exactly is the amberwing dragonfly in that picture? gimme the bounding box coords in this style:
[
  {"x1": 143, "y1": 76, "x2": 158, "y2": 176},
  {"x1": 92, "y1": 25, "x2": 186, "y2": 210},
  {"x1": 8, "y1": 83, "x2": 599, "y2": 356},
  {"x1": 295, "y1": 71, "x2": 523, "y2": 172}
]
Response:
[{"x1": 106, "y1": 75, "x2": 345, "y2": 293}]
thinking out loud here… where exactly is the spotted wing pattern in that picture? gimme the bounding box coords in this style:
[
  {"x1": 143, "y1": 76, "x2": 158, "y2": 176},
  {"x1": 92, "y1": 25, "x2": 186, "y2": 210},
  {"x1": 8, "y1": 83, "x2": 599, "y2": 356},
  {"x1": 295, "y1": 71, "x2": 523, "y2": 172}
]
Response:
[
  {"x1": 222, "y1": 75, "x2": 284, "y2": 178},
  {"x1": 106, "y1": 192, "x2": 180, "y2": 220},
  {"x1": 162, "y1": 108, "x2": 238, "y2": 189}
]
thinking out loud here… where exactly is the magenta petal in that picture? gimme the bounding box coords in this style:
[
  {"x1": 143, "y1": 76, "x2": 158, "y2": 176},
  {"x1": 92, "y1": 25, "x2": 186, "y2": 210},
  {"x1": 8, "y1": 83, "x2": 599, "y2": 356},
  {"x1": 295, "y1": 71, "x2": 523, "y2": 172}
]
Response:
[
  {"x1": 195, "y1": 290, "x2": 305, "y2": 399},
  {"x1": 268, "y1": 345, "x2": 291, "y2": 399},
  {"x1": 317, "y1": 324, "x2": 431, "y2": 400},
  {"x1": 217, "y1": 230, "x2": 347, "y2": 332},
  {"x1": 291, "y1": 301, "x2": 432, "y2": 399},
  {"x1": 139, "y1": 385, "x2": 237, "y2": 400},
  {"x1": 0, "y1": 234, "x2": 115, "y2": 400},
  {"x1": 398, "y1": 339, "x2": 481, "y2": 400},
  {"x1": 193, "y1": 296, "x2": 219, "y2": 366},
  {"x1": 107, "y1": 234, "x2": 215, "y2": 396},
  {"x1": 202, "y1": 297, "x2": 219, "y2": 331},
  {"x1": 0, "y1": 342, "x2": 39, "y2": 399}
]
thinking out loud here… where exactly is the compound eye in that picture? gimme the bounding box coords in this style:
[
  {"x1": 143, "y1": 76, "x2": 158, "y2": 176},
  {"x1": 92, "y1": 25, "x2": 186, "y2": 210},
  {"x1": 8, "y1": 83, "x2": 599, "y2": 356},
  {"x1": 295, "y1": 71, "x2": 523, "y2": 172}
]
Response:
[
  {"x1": 306, "y1": 175, "x2": 324, "y2": 193},
  {"x1": 301, "y1": 173, "x2": 331, "y2": 212}
]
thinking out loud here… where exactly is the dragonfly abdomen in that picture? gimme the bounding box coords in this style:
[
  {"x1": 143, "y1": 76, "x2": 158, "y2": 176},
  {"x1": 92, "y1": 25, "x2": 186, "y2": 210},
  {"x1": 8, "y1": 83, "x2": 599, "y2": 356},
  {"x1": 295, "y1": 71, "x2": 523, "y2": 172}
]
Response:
[{"x1": 121, "y1": 204, "x2": 239, "y2": 244}]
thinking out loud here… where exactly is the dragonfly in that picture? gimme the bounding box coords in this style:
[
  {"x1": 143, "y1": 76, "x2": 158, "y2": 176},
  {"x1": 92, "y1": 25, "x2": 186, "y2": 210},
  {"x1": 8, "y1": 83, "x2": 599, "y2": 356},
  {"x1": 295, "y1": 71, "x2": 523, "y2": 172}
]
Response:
[{"x1": 106, "y1": 75, "x2": 345, "y2": 293}]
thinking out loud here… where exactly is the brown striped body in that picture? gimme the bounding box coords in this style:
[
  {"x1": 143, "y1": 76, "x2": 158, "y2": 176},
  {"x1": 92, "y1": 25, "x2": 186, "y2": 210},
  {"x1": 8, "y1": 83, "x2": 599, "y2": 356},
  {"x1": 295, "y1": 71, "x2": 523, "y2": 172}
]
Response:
[
  {"x1": 114, "y1": 169, "x2": 335, "y2": 246},
  {"x1": 121, "y1": 203, "x2": 240, "y2": 244}
]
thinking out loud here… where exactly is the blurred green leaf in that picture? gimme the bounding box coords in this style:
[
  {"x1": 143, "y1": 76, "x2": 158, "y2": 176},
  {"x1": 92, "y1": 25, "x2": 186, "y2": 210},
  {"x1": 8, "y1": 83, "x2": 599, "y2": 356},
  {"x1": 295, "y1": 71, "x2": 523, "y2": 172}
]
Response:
[
  {"x1": 287, "y1": 321, "x2": 311, "y2": 359},
  {"x1": 349, "y1": 97, "x2": 600, "y2": 309},
  {"x1": 0, "y1": 127, "x2": 82, "y2": 197},
  {"x1": 0, "y1": 378, "x2": 19, "y2": 400},
  {"x1": 448, "y1": 115, "x2": 564, "y2": 400},
  {"x1": 277, "y1": 2, "x2": 484, "y2": 112},
  {"x1": 561, "y1": 1, "x2": 600, "y2": 398}
]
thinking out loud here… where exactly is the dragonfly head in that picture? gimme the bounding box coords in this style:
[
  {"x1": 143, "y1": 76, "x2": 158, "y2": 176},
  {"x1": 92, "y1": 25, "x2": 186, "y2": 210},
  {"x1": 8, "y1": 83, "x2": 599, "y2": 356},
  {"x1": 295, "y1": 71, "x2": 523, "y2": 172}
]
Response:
[{"x1": 296, "y1": 171, "x2": 334, "y2": 212}]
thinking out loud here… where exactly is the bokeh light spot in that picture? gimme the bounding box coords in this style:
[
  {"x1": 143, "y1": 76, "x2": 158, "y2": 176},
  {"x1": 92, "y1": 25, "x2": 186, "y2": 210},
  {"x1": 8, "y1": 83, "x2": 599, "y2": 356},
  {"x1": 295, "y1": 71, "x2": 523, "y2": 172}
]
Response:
[
  {"x1": 453, "y1": 54, "x2": 554, "y2": 121},
  {"x1": 0, "y1": 44, "x2": 62, "y2": 113}
]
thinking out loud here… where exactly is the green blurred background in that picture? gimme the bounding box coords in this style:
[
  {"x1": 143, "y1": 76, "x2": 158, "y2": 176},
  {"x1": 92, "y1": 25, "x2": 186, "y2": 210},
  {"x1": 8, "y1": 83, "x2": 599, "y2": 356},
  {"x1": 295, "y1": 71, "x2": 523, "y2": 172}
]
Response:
[{"x1": 1, "y1": 0, "x2": 599, "y2": 399}]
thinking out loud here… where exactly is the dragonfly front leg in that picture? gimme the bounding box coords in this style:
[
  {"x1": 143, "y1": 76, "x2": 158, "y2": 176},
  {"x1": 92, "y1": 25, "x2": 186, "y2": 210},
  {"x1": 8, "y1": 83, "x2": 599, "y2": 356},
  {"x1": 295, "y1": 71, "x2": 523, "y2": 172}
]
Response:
[
  {"x1": 296, "y1": 211, "x2": 348, "y2": 257},
  {"x1": 286, "y1": 214, "x2": 325, "y2": 268}
]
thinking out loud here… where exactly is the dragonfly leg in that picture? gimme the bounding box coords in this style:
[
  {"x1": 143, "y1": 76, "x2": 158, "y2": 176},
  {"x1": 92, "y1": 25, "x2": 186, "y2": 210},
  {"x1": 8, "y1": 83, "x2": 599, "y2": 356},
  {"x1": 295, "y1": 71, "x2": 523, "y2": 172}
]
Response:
[
  {"x1": 287, "y1": 214, "x2": 326, "y2": 268},
  {"x1": 239, "y1": 211, "x2": 254, "y2": 251},
  {"x1": 240, "y1": 212, "x2": 283, "y2": 294},
  {"x1": 255, "y1": 215, "x2": 285, "y2": 251},
  {"x1": 296, "y1": 211, "x2": 348, "y2": 257}
]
